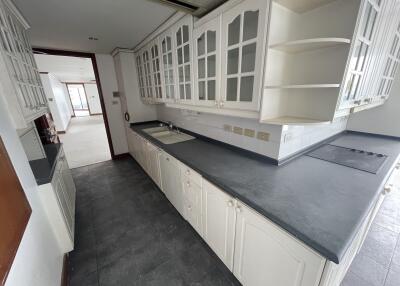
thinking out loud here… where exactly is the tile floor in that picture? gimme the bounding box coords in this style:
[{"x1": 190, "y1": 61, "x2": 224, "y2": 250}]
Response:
[
  {"x1": 69, "y1": 157, "x2": 400, "y2": 286},
  {"x1": 59, "y1": 115, "x2": 111, "y2": 168}
]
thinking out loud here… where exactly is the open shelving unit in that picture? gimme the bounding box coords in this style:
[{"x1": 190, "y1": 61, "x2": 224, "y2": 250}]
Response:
[
  {"x1": 269, "y1": 38, "x2": 351, "y2": 53},
  {"x1": 260, "y1": 0, "x2": 361, "y2": 125}
]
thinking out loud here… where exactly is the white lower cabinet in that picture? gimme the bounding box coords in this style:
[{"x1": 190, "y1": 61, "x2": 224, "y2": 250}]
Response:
[
  {"x1": 181, "y1": 168, "x2": 202, "y2": 235},
  {"x1": 202, "y1": 180, "x2": 236, "y2": 270},
  {"x1": 233, "y1": 202, "x2": 326, "y2": 286},
  {"x1": 38, "y1": 147, "x2": 76, "y2": 253},
  {"x1": 145, "y1": 141, "x2": 162, "y2": 189},
  {"x1": 160, "y1": 151, "x2": 184, "y2": 215}
]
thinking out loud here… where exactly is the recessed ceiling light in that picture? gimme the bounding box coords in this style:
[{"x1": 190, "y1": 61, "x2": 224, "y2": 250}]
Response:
[{"x1": 88, "y1": 36, "x2": 98, "y2": 41}]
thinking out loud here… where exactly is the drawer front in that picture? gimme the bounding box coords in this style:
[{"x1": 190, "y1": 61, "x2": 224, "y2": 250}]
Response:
[{"x1": 180, "y1": 163, "x2": 202, "y2": 186}]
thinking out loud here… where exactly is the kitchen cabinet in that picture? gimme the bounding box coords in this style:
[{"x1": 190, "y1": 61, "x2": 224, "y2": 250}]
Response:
[
  {"x1": 181, "y1": 164, "x2": 202, "y2": 235},
  {"x1": 201, "y1": 180, "x2": 236, "y2": 270},
  {"x1": 233, "y1": 202, "x2": 325, "y2": 286},
  {"x1": 160, "y1": 28, "x2": 177, "y2": 102},
  {"x1": 149, "y1": 38, "x2": 163, "y2": 102},
  {"x1": 160, "y1": 151, "x2": 184, "y2": 215},
  {"x1": 193, "y1": 16, "x2": 221, "y2": 107},
  {"x1": 220, "y1": 0, "x2": 269, "y2": 111},
  {"x1": 38, "y1": 147, "x2": 76, "y2": 253},
  {"x1": 0, "y1": 0, "x2": 48, "y2": 129},
  {"x1": 145, "y1": 140, "x2": 162, "y2": 189},
  {"x1": 135, "y1": 53, "x2": 146, "y2": 100},
  {"x1": 174, "y1": 15, "x2": 194, "y2": 103}
]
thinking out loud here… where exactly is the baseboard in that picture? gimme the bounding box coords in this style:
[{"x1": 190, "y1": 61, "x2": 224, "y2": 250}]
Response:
[
  {"x1": 61, "y1": 254, "x2": 68, "y2": 286},
  {"x1": 113, "y1": 153, "x2": 130, "y2": 160},
  {"x1": 90, "y1": 113, "x2": 102, "y2": 116}
]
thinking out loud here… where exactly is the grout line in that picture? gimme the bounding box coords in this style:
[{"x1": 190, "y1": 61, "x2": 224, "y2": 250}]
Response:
[{"x1": 383, "y1": 235, "x2": 400, "y2": 286}]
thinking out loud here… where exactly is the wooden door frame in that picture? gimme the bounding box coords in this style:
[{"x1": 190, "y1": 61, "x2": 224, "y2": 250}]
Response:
[
  {"x1": 65, "y1": 83, "x2": 92, "y2": 116},
  {"x1": 33, "y1": 48, "x2": 116, "y2": 159}
]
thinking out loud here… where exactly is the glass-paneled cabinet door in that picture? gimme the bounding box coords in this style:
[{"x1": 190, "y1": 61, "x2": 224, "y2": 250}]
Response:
[
  {"x1": 338, "y1": 0, "x2": 383, "y2": 110},
  {"x1": 135, "y1": 53, "x2": 146, "y2": 100},
  {"x1": 193, "y1": 17, "x2": 221, "y2": 107},
  {"x1": 160, "y1": 29, "x2": 176, "y2": 102},
  {"x1": 149, "y1": 38, "x2": 163, "y2": 102},
  {"x1": 174, "y1": 15, "x2": 193, "y2": 103},
  {"x1": 367, "y1": 0, "x2": 400, "y2": 103},
  {"x1": 221, "y1": 0, "x2": 269, "y2": 111},
  {"x1": 142, "y1": 46, "x2": 155, "y2": 101}
]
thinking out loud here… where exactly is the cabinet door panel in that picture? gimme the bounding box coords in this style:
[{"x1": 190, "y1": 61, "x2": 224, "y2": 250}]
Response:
[
  {"x1": 183, "y1": 179, "x2": 202, "y2": 235},
  {"x1": 221, "y1": 0, "x2": 270, "y2": 111},
  {"x1": 234, "y1": 203, "x2": 325, "y2": 286},
  {"x1": 193, "y1": 17, "x2": 221, "y2": 107},
  {"x1": 202, "y1": 180, "x2": 236, "y2": 270}
]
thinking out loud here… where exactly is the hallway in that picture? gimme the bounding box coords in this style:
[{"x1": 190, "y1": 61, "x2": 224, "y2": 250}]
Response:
[{"x1": 59, "y1": 115, "x2": 111, "y2": 168}]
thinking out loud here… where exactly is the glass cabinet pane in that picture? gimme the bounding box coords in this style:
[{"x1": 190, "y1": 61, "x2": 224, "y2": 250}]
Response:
[
  {"x1": 227, "y1": 78, "x2": 238, "y2": 101},
  {"x1": 177, "y1": 47, "x2": 183, "y2": 64},
  {"x1": 183, "y1": 25, "x2": 189, "y2": 43},
  {"x1": 240, "y1": 76, "x2": 254, "y2": 102},
  {"x1": 241, "y1": 43, "x2": 256, "y2": 73},
  {"x1": 208, "y1": 80, "x2": 216, "y2": 100},
  {"x1": 198, "y1": 33, "x2": 205, "y2": 56},
  {"x1": 199, "y1": 81, "x2": 205, "y2": 100},
  {"x1": 207, "y1": 31, "x2": 216, "y2": 53},
  {"x1": 227, "y1": 48, "x2": 239, "y2": 74},
  {"x1": 207, "y1": 55, "x2": 216, "y2": 77},
  {"x1": 185, "y1": 84, "x2": 191, "y2": 99},
  {"x1": 228, "y1": 15, "x2": 240, "y2": 46},
  {"x1": 198, "y1": 58, "x2": 205, "y2": 78},
  {"x1": 243, "y1": 10, "x2": 259, "y2": 41},
  {"x1": 177, "y1": 28, "x2": 182, "y2": 46},
  {"x1": 184, "y1": 65, "x2": 190, "y2": 80},
  {"x1": 184, "y1": 45, "x2": 190, "y2": 63}
]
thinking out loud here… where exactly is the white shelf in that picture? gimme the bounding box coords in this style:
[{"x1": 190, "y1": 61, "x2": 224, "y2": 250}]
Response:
[
  {"x1": 274, "y1": 0, "x2": 338, "y2": 13},
  {"x1": 265, "y1": 84, "x2": 340, "y2": 89},
  {"x1": 269, "y1": 38, "x2": 351, "y2": 53},
  {"x1": 261, "y1": 116, "x2": 331, "y2": 125}
]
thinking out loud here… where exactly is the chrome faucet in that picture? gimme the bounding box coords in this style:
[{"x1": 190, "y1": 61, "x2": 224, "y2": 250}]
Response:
[{"x1": 167, "y1": 121, "x2": 174, "y2": 130}]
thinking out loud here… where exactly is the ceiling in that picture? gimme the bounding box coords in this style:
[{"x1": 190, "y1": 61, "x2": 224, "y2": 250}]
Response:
[
  {"x1": 13, "y1": 0, "x2": 177, "y2": 53},
  {"x1": 34, "y1": 54, "x2": 95, "y2": 82}
]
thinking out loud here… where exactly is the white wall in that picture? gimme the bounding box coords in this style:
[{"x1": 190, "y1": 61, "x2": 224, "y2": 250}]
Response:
[
  {"x1": 84, "y1": 83, "x2": 102, "y2": 114},
  {"x1": 95, "y1": 54, "x2": 129, "y2": 155},
  {"x1": 347, "y1": 72, "x2": 400, "y2": 137},
  {"x1": 113, "y1": 50, "x2": 157, "y2": 122},
  {"x1": 157, "y1": 106, "x2": 282, "y2": 158},
  {"x1": 0, "y1": 82, "x2": 63, "y2": 286},
  {"x1": 41, "y1": 73, "x2": 71, "y2": 132}
]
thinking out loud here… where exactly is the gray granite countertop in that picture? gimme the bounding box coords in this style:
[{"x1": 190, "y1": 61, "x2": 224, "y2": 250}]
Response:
[
  {"x1": 29, "y1": 143, "x2": 62, "y2": 185},
  {"x1": 130, "y1": 122, "x2": 400, "y2": 264}
]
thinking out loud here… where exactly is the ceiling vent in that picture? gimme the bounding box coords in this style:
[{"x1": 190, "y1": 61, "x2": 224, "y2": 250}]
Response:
[{"x1": 155, "y1": 0, "x2": 227, "y2": 17}]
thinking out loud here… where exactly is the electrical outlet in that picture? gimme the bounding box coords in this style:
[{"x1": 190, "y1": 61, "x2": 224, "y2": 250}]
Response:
[
  {"x1": 244, "y1": 128, "x2": 255, "y2": 137},
  {"x1": 233, "y1": 126, "x2": 243, "y2": 135},
  {"x1": 257, "y1": 131, "x2": 270, "y2": 141},
  {"x1": 223, "y1": 124, "x2": 232, "y2": 132}
]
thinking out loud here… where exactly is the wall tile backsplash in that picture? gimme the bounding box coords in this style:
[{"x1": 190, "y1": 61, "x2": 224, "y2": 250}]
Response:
[{"x1": 157, "y1": 106, "x2": 348, "y2": 160}]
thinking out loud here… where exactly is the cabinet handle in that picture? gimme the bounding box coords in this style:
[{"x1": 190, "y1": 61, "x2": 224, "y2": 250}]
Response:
[
  {"x1": 186, "y1": 181, "x2": 190, "y2": 187},
  {"x1": 354, "y1": 100, "x2": 361, "y2": 105},
  {"x1": 227, "y1": 200, "x2": 233, "y2": 207},
  {"x1": 384, "y1": 185, "x2": 393, "y2": 194},
  {"x1": 235, "y1": 206, "x2": 242, "y2": 213},
  {"x1": 186, "y1": 169, "x2": 190, "y2": 175}
]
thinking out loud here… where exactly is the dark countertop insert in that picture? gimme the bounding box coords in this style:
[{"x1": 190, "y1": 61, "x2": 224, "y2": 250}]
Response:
[
  {"x1": 29, "y1": 143, "x2": 62, "y2": 185},
  {"x1": 130, "y1": 122, "x2": 400, "y2": 264}
]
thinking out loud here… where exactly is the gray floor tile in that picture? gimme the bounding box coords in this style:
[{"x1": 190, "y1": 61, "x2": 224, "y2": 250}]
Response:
[
  {"x1": 349, "y1": 253, "x2": 388, "y2": 286},
  {"x1": 391, "y1": 238, "x2": 400, "y2": 266},
  {"x1": 341, "y1": 271, "x2": 374, "y2": 286},
  {"x1": 385, "y1": 262, "x2": 400, "y2": 286}
]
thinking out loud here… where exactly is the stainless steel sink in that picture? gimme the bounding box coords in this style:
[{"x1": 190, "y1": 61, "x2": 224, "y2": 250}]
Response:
[{"x1": 142, "y1": 127, "x2": 195, "y2": 144}]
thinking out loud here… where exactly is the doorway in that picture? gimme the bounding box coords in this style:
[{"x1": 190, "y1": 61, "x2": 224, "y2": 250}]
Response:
[
  {"x1": 34, "y1": 49, "x2": 115, "y2": 168},
  {"x1": 67, "y1": 84, "x2": 90, "y2": 117}
]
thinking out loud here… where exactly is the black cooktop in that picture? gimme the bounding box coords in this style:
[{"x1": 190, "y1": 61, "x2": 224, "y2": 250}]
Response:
[{"x1": 307, "y1": 144, "x2": 387, "y2": 174}]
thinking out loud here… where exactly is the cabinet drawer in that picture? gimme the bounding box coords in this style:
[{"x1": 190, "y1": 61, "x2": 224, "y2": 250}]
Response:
[{"x1": 180, "y1": 163, "x2": 202, "y2": 186}]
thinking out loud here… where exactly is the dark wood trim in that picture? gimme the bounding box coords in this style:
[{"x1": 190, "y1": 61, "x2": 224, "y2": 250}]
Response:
[
  {"x1": 90, "y1": 113, "x2": 103, "y2": 116},
  {"x1": 33, "y1": 48, "x2": 116, "y2": 159},
  {"x1": 113, "y1": 153, "x2": 130, "y2": 160},
  {"x1": 60, "y1": 254, "x2": 68, "y2": 286},
  {"x1": 0, "y1": 137, "x2": 32, "y2": 286}
]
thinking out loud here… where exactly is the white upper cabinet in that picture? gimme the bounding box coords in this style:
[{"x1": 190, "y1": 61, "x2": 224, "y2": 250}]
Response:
[
  {"x1": 160, "y1": 28, "x2": 177, "y2": 102},
  {"x1": 0, "y1": 0, "x2": 48, "y2": 129},
  {"x1": 220, "y1": 0, "x2": 270, "y2": 111},
  {"x1": 149, "y1": 38, "x2": 163, "y2": 102},
  {"x1": 233, "y1": 202, "x2": 326, "y2": 286},
  {"x1": 142, "y1": 46, "x2": 155, "y2": 102},
  {"x1": 338, "y1": 0, "x2": 384, "y2": 110},
  {"x1": 174, "y1": 15, "x2": 194, "y2": 103},
  {"x1": 135, "y1": 53, "x2": 146, "y2": 101},
  {"x1": 193, "y1": 17, "x2": 221, "y2": 107}
]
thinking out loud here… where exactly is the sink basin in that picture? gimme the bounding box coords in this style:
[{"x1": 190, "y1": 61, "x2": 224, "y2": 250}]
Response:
[
  {"x1": 143, "y1": 126, "x2": 169, "y2": 134},
  {"x1": 144, "y1": 128, "x2": 195, "y2": 145}
]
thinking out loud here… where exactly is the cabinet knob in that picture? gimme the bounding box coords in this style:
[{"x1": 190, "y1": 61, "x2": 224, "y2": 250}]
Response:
[
  {"x1": 235, "y1": 206, "x2": 242, "y2": 213},
  {"x1": 227, "y1": 200, "x2": 233, "y2": 207},
  {"x1": 186, "y1": 181, "x2": 190, "y2": 187},
  {"x1": 166, "y1": 157, "x2": 170, "y2": 161},
  {"x1": 219, "y1": 101, "x2": 224, "y2": 108},
  {"x1": 188, "y1": 205, "x2": 192, "y2": 211},
  {"x1": 215, "y1": 100, "x2": 218, "y2": 106},
  {"x1": 384, "y1": 185, "x2": 393, "y2": 194},
  {"x1": 186, "y1": 169, "x2": 190, "y2": 175}
]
